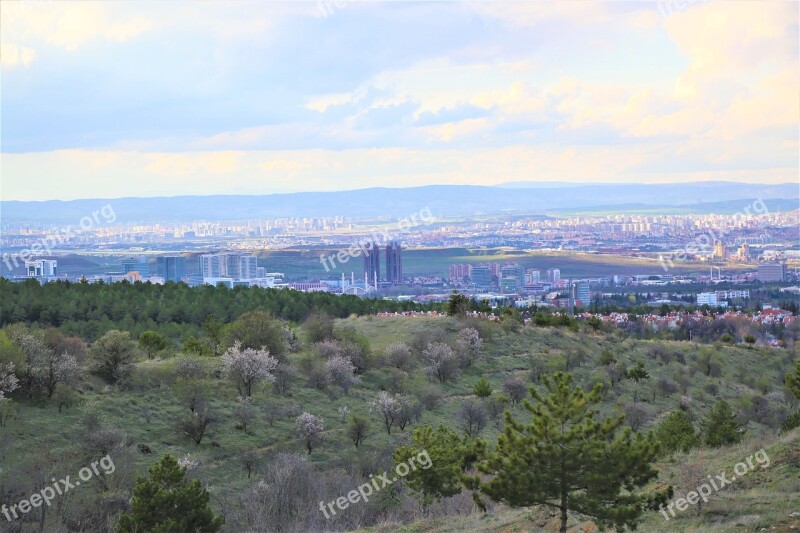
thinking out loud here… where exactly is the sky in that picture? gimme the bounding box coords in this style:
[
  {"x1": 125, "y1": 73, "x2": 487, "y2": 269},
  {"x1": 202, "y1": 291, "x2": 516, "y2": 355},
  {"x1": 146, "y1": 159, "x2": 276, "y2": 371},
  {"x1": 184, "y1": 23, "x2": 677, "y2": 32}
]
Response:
[{"x1": 1, "y1": 0, "x2": 798, "y2": 201}]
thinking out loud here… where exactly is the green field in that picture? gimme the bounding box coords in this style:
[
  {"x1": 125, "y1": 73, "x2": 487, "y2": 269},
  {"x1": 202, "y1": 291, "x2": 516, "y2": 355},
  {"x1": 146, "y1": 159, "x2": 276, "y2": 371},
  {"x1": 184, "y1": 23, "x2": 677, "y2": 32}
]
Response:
[{"x1": 260, "y1": 248, "x2": 731, "y2": 279}]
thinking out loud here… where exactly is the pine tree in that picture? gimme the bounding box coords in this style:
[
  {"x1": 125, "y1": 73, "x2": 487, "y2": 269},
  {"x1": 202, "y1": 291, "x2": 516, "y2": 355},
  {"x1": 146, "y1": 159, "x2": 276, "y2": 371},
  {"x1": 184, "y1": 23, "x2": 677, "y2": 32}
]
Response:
[
  {"x1": 116, "y1": 454, "x2": 222, "y2": 533},
  {"x1": 654, "y1": 410, "x2": 699, "y2": 455},
  {"x1": 626, "y1": 360, "x2": 650, "y2": 403},
  {"x1": 138, "y1": 330, "x2": 168, "y2": 359},
  {"x1": 787, "y1": 359, "x2": 800, "y2": 400},
  {"x1": 701, "y1": 400, "x2": 744, "y2": 447},
  {"x1": 473, "y1": 377, "x2": 493, "y2": 398},
  {"x1": 394, "y1": 424, "x2": 480, "y2": 507},
  {"x1": 473, "y1": 372, "x2": 670, "y2": 533}
]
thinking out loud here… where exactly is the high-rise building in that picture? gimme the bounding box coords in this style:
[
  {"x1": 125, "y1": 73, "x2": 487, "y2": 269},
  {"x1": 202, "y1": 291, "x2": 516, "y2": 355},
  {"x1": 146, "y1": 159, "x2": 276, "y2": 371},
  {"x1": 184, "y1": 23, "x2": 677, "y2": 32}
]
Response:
[
  {"x1": 547, "y1": 268, "x2": 561, "y2": 282},
  {"x1": 574, "y1": 281, "x2": 591, "y2": 306},
  {"x1": 121, "y1": 256, "x2": 150, "y2": 276},
  {"x1": 757, "y1": 263, "x2": 785, "y2": 282},
  {"x1": 362, "y1": 242, "x2": 380, "y2": 286},
  {"x1": 156, "y1": 255, "x2": 187, "y2": 283},
  {"x1": 385, "y1": 241, "x2": 402, "y2": 284},
  {"x1": 199, "y1": 253, "x2": 258, "y2": 279},
  {"x1": 500, "y1": 263, "x2": 523, "y2": 291},
  {"x1": 737, "y1": 242, "x2": 750, "y2": 261},
  {"x1": 526, "y1": 269, "x2": 541, "y2": 284},
  {"x1": 238, "y1": 255, "x2": 258, "y2": 280},
  {"x1": 199, "y1": 254, "x2": 222, "y2": 278},
  {"x1": 449, "y1": 264, "x2": 472, "y2": 280},
  {"x1": 713, "y1": 240, "x2": 726, "y2": 259},
  {"x1": 25, "y1": 259, "x2": 57, "y2": 278},
  {"x1": 470, "y1": 265, "x2": 493, "y2": 289}
]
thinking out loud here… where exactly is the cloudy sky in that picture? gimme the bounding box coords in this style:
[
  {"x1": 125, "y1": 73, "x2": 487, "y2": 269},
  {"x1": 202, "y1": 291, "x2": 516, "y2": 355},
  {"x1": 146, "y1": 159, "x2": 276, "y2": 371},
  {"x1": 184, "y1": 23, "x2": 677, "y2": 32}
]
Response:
[{"x1": 1, "y1": 0, "x2": 797, "y2": 201}]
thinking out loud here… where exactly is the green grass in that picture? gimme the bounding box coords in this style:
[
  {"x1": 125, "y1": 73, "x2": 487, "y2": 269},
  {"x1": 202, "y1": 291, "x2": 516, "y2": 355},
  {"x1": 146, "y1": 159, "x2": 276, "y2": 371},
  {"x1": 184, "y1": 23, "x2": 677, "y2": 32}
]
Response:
[
  {"x1": 1, "y1": 317, "x2": 797, "y2": 532},
  {"x1": 258, "y1": 248, "x2": 727, "y2": 279}
]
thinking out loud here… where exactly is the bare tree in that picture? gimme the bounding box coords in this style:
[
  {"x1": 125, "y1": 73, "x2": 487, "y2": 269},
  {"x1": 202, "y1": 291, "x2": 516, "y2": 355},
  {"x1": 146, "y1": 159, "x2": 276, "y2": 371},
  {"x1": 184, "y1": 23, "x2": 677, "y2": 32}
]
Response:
[
  {"x1": 234, "y1": 396, "x2": 256, "y2": 431},
  {"x1": 623, "y1": 402, "x2": 653, "y2": 432},
  {"x1": 502, "y1": 378, "x2": 528, "y2": 404},
  {"x1": 174, "y1": 356, "x2": 205, "y2": 380},
  {"x1": 273, "y1": 363, "x2": 297, "y2": 394},
  {"x1": 240, "y1": 448, "x2": 260, "y2": 478},
  {"x1": 178, "y1": 401, "x2": 215, "y2": 444},
  {"x1": 457, "y1": 399, "x2": 488, "y2": 437},
  {"x1": 485, "y1": 396, "x2": 507, "y2": 430}
]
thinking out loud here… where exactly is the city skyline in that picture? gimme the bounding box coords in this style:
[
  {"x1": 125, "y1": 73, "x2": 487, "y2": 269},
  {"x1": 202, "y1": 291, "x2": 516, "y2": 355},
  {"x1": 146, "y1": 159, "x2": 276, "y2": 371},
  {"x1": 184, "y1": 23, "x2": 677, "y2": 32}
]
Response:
[{"x1": 2, "y1": 1, "x2": 798, "y2": 201}]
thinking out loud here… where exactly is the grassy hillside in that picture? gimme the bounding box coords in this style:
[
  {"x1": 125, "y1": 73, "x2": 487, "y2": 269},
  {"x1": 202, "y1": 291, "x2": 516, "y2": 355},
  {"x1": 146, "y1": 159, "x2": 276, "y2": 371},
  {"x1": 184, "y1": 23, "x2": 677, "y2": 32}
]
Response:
[
  {"x1": 360, "y1": 429, "x2": 800, "y2": 532},
  {"x1": 0, "y1": 316, "x2": 797, "y2": 531}
]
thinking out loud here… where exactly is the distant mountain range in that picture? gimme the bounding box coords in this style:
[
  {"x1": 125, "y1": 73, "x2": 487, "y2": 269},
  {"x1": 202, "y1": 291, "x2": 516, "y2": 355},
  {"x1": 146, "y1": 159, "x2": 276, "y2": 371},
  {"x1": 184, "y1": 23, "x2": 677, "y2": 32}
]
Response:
[{"x1": 1, "y1": 182, "x2": 797, "y2": 224}]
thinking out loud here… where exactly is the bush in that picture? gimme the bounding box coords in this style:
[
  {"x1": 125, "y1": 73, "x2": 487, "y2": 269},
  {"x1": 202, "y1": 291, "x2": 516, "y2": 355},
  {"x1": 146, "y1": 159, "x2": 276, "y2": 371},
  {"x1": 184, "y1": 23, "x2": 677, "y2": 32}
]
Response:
[
  {"x1": 654, "y1": 410, "x2": 699, "y2": 455},
  {"x1": 473, "y1": 377, "x2": 493, "y2": 398}
]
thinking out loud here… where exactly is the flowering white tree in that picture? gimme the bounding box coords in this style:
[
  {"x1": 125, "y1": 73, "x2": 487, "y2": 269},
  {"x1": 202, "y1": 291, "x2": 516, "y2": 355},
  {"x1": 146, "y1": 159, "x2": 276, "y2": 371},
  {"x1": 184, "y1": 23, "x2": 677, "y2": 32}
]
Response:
[
  {"x1": 385, "y1": 342, "x2": 414, "y2": 370},
  {"x1": 222, "y1": 341, "x2": 278, "y2": 396},
  {"x1": 369, "y1": 391, "x2": 411, "y2": 434},
  {"x1": 422, "y1": 342, "x2": 460, "y2": 383},
  {"x1": 175, "y1": 356, "x2": 205, "y2": 380},
  {"x1": 456, "y1": 328, "x2": 483, "y2": 367},
  {"x1": 324, "y1": 355, "x2": 360, "y2": 394},
  {"x1": 40, "y1": 352, "x2": 79, "y2": 398},
  {"x1": 314, "y1": 340, "x2": 342, "y2": 359},
  {"x1": 296, "y1": 412, "x2": 324, "y2": 454},
  {"x1": 0, "y1": 363, "x2": 19, "y2": 401}
]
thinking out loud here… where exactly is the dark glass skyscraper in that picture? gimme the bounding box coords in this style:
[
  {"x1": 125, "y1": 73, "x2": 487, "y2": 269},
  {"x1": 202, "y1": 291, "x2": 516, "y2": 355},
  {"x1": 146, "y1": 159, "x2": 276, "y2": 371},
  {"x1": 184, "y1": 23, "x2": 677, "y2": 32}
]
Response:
[
  {"x1": 156, "y1": 255, "x2": 187, "y2": 283},
  {"x1": 362, "y1": 242, "x2": 380, "y2": 286},
  {"x1": 385, "y1": 241, "x2": 402, "y2": 284}
]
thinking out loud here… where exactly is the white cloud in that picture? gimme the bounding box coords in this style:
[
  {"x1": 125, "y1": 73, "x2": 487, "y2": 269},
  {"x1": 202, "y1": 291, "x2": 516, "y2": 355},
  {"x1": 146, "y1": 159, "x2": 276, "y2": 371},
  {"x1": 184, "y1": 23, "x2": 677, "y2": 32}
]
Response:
[
  {"x1": 3, "y1": 1, "x2": 154, "y2": 52},
  {"x1": 0, "y1": 43, "x2": 37, "y2": 69}
]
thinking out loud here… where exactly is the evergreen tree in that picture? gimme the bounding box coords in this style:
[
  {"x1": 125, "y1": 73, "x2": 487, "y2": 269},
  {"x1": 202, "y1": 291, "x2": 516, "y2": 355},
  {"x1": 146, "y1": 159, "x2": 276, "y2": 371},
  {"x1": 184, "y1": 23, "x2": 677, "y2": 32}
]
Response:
[
  {"x1": 787, "y1": 359, "x2": 800, "y2": 400},
  {"x1": 394, "y1": 424, "x2": 480, "y2": 507},
  {"x1": 138, "y1": 330, "x2": 168, "y2": 359},
  {"x1": 654, "y1": 410, "x2": 699, "y2": 455},
  {"x1": 626, "y1": 360, "x2": 650, "y2": 403},
  {"x1": 447, "y1": 292, "x2": 470, "y2": 317},
  {"x1": 700, "y1": 400, "x2": 744, "y2": 447},
  {"x1": 473, "y1": 377, "x2": 493, "y2": 398},
  {"x1": 117, "y1": 454, "x2": 222, "y2": 532},
  {"x1": 89, "y1": 330, "x2": 138, "y2": 383},
  {"x1": 472, "y1": 372, "x2": 669, "y2": 533}
]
